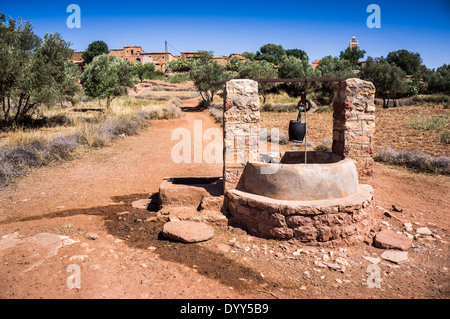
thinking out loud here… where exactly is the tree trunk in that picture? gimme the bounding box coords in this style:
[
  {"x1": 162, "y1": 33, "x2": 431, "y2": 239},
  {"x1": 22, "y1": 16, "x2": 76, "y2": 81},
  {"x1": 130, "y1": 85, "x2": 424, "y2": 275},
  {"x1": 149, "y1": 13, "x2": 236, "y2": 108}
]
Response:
[{"x1": 382, "y1": 97, "x2": 387, "y2": 108}]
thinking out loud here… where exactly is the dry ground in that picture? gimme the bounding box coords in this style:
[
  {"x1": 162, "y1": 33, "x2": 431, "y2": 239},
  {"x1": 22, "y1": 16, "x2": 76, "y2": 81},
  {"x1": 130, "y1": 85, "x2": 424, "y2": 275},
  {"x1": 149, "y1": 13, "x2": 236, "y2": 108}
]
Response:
[{"x1": 0, "y1": 87, "x2": 448, "y2": 299}]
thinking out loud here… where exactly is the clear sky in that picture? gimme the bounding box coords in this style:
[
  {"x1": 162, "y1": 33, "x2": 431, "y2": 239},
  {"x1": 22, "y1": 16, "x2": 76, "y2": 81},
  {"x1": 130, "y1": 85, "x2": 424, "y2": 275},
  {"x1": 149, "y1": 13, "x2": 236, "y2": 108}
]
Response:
[{"x1": 1, "y1": 0, "x2": 449, "y2": 69}]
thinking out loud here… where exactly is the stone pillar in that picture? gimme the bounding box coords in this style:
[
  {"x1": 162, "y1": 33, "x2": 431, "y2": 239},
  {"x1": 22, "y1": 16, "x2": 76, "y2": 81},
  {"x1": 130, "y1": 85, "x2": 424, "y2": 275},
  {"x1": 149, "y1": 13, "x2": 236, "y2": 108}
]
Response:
[
  {"x1": 332, "y1": 78, "x2": 375, "y2": 181},
  {"x1": 223, "y1": 79, "x2": 260, "y2": 192}
]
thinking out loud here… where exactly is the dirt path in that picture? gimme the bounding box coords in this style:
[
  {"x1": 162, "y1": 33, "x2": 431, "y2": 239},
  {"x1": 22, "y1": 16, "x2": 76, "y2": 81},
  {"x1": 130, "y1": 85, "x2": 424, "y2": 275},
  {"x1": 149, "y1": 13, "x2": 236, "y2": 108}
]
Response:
[{"x1": 0, "y1": 98, "x2": 448, "y2": 299}]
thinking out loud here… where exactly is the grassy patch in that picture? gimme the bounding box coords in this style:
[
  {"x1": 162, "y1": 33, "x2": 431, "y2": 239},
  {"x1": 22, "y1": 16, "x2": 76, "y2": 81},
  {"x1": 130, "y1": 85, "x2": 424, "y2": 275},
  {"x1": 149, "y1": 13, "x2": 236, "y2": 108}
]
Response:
[{"x1": 408, "y1": 114, "x2": 448, "y2": 131}]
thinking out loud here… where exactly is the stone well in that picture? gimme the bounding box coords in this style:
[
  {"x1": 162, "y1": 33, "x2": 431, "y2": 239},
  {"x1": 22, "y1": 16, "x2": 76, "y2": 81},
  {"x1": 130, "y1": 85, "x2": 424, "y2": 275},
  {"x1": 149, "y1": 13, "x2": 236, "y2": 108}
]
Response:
[{"x1": 222, "y1": 78, "x2": 376, "y2": 247}]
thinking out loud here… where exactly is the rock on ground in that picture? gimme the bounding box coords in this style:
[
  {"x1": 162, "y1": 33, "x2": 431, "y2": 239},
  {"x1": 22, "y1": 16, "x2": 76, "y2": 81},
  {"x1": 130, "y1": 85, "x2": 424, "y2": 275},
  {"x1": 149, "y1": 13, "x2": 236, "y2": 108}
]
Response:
[
  {"x1": 381, "y1": 250, "x2": 409, "y2": 264},
  {"x1": 416, "y1": 227, "x2": 432, "y2": 236},
  {"x1": 373, "y1": 229, "x2": 412, "y2": 251},
  {"x1": 161, "y1": 221, "x2": 214, "y2": 243}
]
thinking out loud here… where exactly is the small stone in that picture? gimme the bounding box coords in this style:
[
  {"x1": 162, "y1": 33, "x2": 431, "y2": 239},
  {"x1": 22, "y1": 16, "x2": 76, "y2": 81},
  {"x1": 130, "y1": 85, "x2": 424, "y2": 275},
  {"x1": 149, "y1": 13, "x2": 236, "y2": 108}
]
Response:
[
  {"x1": 439, "y1": 266, "x2": 448, "y2": 273},
  {"x1": 322, "y1": 261, "x2": 344, "y2": 272},
  {"x1": 335, "y1": 257, "x2": 350, "y2": 267},
  {"x1": 217, "y1": 243, "x2": 230, "y2": 252},
  {"x1": 300, "y1": 285, "x2": 306, "y2": 290},
  {"x1": 416, "y1": 227, "x2": 432, "y2": 236},
  {"x1": 335, "y1": 279, "x2": 343, "y2": 284},
  {"x1": 381, "y1": 250, "x2": 408, "y2": 264},
  {"x1": 362, "y1": 256, "x2": 381, "y2": 264},
  {"x1": 373, "y1": 229, "x2": 412, "y2": 251},
  {"x1": 392, "y1": 205, "x2": 403, "y2": 212},
  {"x1": 85, "y1": 232, "x2": 99, "y2": 240},
  {"x1": 322, "y1": 254, "x2": 330, "y2": 261},
  {"x1": 161, "y1": 221, "x2": 214, "y2": 243},
  {"x1": 403, "y1": 222, "x2": 413, "y2": 232},
  {"x1": 131, "y1": 199, "x2": 152, "y2": 210}
]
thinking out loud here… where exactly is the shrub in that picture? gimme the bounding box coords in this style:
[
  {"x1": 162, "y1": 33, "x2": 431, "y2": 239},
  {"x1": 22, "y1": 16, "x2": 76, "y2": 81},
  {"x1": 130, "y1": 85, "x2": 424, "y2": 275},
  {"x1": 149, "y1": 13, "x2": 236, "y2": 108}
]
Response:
[
  {"x1": 166, "y1": 73, "x2": 190, "y2": 83},
  {"x1": 314, "y1": 137, "x2": 333, "y2": 151},
  {"x1": 260, "y1": 103, "x2": 297, "y2": 112},
  {"x1": 374, "y1": 147, "x2": 450, "y2": 175},
  {"x1": 207, "y1": 107, "x2": 223, "y2": 124}
]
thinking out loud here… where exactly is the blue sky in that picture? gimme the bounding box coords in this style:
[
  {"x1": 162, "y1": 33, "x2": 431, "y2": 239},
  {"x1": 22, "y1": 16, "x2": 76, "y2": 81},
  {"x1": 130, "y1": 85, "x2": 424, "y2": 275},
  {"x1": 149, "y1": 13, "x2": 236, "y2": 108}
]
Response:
[{"x1": 1, "y1": 0, "x2": 449, "y2": 69}]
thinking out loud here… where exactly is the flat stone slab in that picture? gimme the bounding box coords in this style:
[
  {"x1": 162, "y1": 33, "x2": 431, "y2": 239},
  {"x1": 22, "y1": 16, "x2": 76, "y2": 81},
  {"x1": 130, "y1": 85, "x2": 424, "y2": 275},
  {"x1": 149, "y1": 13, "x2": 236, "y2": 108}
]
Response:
[
  {"x1": 131, "y1": 199, "x2": 152, "y2": 210},
  {"x1": 381, "y1": 250, "x2": 409, "y2": 264},
  {"x1": 161, "y1": 221, "x2": 214, "y2": 243},
  {"x1": 373, "y1": 229, "x2": 412, "y2": 251}
]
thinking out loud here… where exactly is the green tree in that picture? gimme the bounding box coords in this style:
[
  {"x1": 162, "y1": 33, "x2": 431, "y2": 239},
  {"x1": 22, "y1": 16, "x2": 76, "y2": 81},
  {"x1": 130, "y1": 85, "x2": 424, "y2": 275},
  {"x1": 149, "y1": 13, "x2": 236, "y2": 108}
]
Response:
[
  {"x1": 192, "y1": 50, "x2": 214, "y2": 64},
  {"x1": 165, "y1": 58, "x2": 197, "y2": 72},
  {"x1": 81, "y1": 54, "x2": 137, "y2": 108},
  {"x1": 238, "y1": 60, "x2": 278, "y2": 103},
  {"x1": 189, "y1": 61, "x2": 231, "y2": 104},
  {"x1": 316, "y1": 56, "x2": 354, "y2": 97},
  {"x1": 0, "y1": 14, "x2": 76, "y2": 126},
  {"x1": 256, "y1": 43, "x2": 286, "y2": 65},
  {"x1": 361, "y1": 58, "x2": 408, "y2": 108},
  {"x1": 242, "y1": 51, "x2": 256, "y2": 61},
  {"x1": 386, "y1": 49, "x2": 422, "y2": 76},
  {"x1": 225, "y1": 56, "x2": 244, "y2": 72},
  {"x1": 82, "y1": 40, "x2": 109, "y2": 65},
  {"x1": 56, "y1": 61, "x2": 81, "y2": 105},
  {"x1": 339, "y1": 46, "x2": 366, "y2": 68},
  {"x1": 133, "y1": 62, "x2": 156, "y2": 82},
  {"x1": 278, "y1": 56, "x2": 318, "y2": 97},
  {"x1": 427, "y1": 64, "x2": 450, "y2": 94},
  {"x1": 286, "y1": 49, "x2": 308, "y2": 61}
]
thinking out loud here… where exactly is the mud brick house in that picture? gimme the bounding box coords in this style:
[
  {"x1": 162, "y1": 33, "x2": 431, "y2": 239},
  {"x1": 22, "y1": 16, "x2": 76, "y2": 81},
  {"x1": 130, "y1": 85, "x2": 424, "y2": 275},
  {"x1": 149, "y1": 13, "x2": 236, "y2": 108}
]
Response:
[{"x1": 69, "y1": 46, "x2": 245, "y2": 72}]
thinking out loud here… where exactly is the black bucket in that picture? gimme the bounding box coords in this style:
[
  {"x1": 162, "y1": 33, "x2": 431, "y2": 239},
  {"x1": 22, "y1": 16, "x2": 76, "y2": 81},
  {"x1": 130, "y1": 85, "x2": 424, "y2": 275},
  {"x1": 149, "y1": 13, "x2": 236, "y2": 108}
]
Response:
[{"x1": 289, "y1": 120, "x2": 306, "y2": 142}]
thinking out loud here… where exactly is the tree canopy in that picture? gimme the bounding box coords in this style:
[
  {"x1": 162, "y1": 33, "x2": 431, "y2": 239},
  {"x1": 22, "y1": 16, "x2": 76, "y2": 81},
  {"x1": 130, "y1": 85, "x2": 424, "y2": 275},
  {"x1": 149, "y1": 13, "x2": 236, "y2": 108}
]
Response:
[
  {"x1": 361, "y1": 58, "x2": 408, "y2": 107},
  {"x1": 386, "y1": 49, "x2": 422, "y2": 76},
  {"x1": 81, "y1": 54, "x2": 136, "y2": 108},
  {"x1": 427, "y1": 64, "x2": 450, "y2": 94},
  {"x1": 0, "y1": 14, "x2": 77, "y2": 126},
  {"x1": 189, "y1": 61, "x2": 230, "y2": 104},
  {"x1": 339, "y1": 46, "x2": 366, "y2": 68},
  {"x1": 278, "y1": 56, "x2": 318, "y2": 96},
  {"x1": 316, "y1": 55, "x2": 354, "y2": 97},
  {"x1": 238, "y1": 60, "x2": 278, "y2": 102},
  {"x1": 82, "y1": 40, "x2": 109, "y2": 65},
  {"x1": 286, "y1": 49, "x2": 308, "y2": 61}
]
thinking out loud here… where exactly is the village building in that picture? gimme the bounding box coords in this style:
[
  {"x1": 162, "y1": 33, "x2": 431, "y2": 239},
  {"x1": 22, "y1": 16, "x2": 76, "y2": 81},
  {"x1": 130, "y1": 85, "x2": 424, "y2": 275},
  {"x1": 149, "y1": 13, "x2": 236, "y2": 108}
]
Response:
[{"x1": 70, "y1": 46, "x2": 246, "y2": 72}]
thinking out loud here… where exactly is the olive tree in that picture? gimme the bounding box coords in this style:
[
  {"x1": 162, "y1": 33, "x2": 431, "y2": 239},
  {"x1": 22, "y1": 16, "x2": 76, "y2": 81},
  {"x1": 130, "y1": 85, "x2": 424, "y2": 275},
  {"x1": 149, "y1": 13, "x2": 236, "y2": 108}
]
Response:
[
  {"x1": 238, "y1": 60, "x2": 278, "y2": 103},
  {"x1": 278, "y1": 56, "x2": 318, "y2": 97},
  {"x1": 189, "y1": 61, "x2": 231, "y2": 105},
  {"x1": 81, "y1": 54, "x2": 137, "y2": 108},
  {"x1": 316, "y1": 56, "x2": 354, "y2": 98},
  {"x1": 0, "y1": 14, "x2": 76, "y2": 127},
  {"x1": 361, "y1": 58, "x2": 408, "y2": 108}
]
